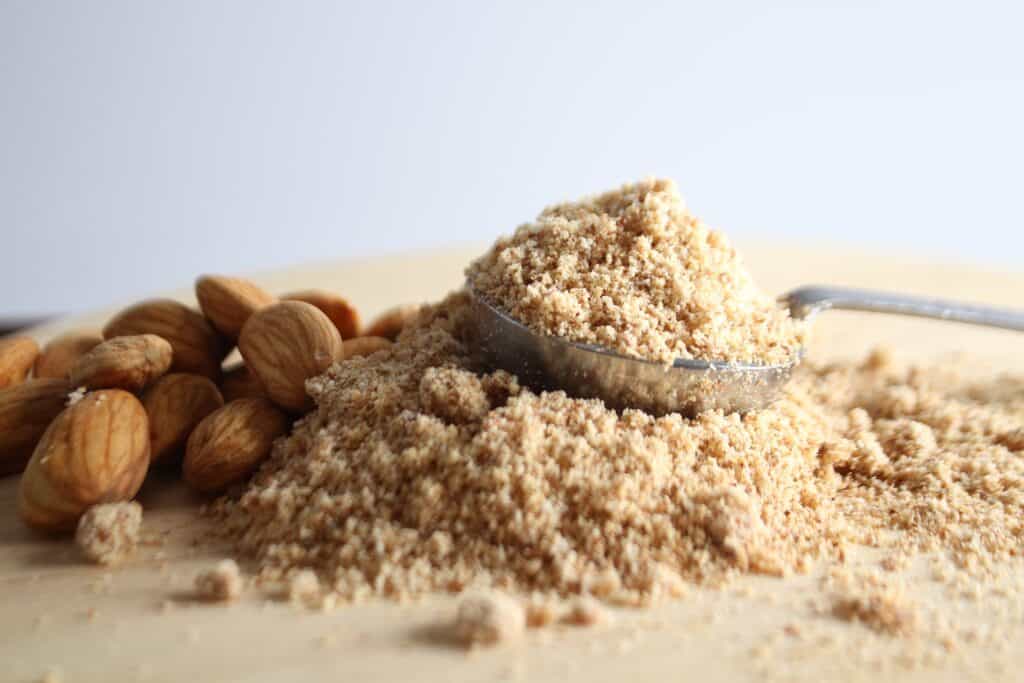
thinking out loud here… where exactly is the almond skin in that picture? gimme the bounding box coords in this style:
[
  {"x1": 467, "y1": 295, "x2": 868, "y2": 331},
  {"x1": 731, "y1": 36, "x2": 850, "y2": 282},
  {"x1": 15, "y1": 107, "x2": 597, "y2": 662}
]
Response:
[
  {"x1": 196, "y1": 275, "x2": 276, "y2": 340},
  {"x1": 342, "y1": 336, "x2": 393, "y2": 360},
  {"x1": 0, "y1": 336, "x2": 40, "y2": 389},
  {"x1": 142, "y1": 373, "x2": 224, "y2": 464},
  {"x1": 183, "y1": 397, "x2": 289, "y2": 493},
  {"x1": 18, "y1": 390, "x2": 150, "y2": 533},
  {"x1": 365, "y1": 305, "x2": 420, "y2": 341},
  {"x1": 220, "y1": 363, "x2": 267, "y2": 402},
  {"x1": 34, "y1": 331, "x2": 103, "y2": 380},
  {"x1": 282, "y1": 290, "x2": 361, "y2": 339},
  {"x1": 238, "y1": 301, "x2": 344, "y2": 413},
  {"x1": 0, "y1": 378, "x2": 72, "y2": 476},
  {"x1": 70, "y1": 334, "x2": 173, "y2": 392},
  {"x1": 103, "y1": 299, "x2": 228, "y2": 380}
]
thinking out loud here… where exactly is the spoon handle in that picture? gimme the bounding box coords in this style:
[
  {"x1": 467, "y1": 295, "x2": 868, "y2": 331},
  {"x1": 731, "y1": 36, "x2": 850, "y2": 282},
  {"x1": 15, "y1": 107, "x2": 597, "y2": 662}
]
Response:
[{"x1": 782, "y1": 285, "x2": 1024, "y2": 332}]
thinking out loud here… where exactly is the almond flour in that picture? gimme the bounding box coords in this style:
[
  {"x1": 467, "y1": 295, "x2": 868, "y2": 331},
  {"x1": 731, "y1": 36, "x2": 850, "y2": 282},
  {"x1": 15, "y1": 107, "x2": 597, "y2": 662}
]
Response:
[
  {"x1": 194, "y1": 559, "x2": 243, "y2": 602},
  {"x1": 212, "y1": 293, "x2": 1024, "y2": 609},
  {"x1": 74, "y1": 501, "x2": 142, "y2": 566},
  {"x1": 466, "y1": 178, "x2": 804, "y2": 365}
]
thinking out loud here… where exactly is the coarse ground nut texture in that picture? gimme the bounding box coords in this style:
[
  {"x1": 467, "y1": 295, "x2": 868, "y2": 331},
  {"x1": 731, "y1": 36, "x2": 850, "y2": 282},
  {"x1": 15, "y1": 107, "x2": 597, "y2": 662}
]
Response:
[
  {"x1": 466, "y1": 178, "x2": 804, "y2": 365},
  {"x1": 195, "y1": 559, "x2": 244, "y2": 602},
  {"x1": 75, "y1": 502, "x2": 143, "y2": 566},
  {"x1": 212, "y1": 296, "x2": 1024, "y2": 606}
]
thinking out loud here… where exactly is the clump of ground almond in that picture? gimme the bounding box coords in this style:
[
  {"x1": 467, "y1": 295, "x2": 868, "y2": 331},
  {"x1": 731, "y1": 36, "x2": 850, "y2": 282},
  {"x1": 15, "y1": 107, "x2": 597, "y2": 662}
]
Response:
[
  {"x1": 205, "y1": 179, "x2": 1024, "y2": 649},
  {"x1": 466, "y1": 178, "x2": 804, "y2": 365},
  {"x1": 75, "y1": 501, "x2": 142, "y2": 566},
  {"x1": 211, "y1": 291, "x2": 1024, "y2": 610}
]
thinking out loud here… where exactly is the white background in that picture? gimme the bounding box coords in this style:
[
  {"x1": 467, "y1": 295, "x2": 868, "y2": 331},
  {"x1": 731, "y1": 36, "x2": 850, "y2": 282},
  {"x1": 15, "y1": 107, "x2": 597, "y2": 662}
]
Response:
[{"x1": 2, "y1": 1, "x2": 1022, "y2": 316}]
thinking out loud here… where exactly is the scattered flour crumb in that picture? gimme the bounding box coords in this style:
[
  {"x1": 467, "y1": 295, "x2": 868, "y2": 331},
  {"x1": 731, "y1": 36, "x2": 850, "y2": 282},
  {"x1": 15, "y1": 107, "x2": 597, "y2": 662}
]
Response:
[
  {"x1": 523, "y1": 596, "x2": 562, "y2": 628},
  {"x1": 75, "y1": 501, "x2": 142, "y2": 566},
  {"x1": 194, "y1": 559, "x2": 243, "y2": 602},
  {"x1": 453, "y1": 592, "x2": 526, "y2": 646},
  {"x1": 829, "y1": 571, "x2": 919, "y2": 637},
  {"x1": 562, "y1": 596, "x2": 612, "y2": 627},
  {"x1": 288, "y1": 569, "x2": 322, "y2": 608},
  {"x1": 66, "y1": 386, "x2": 87, "y2": 406}
]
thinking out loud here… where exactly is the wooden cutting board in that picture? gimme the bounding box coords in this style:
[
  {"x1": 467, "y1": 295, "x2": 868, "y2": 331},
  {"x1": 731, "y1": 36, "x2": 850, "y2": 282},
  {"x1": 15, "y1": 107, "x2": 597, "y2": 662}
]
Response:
[{"x1": 3, "y1": 244, "x2": 1023, "y2": 683}]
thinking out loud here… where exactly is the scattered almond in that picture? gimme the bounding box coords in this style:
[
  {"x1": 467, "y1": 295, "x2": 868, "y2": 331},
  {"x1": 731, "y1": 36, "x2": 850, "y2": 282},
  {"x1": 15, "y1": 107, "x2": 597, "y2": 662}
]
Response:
[
  {"x1": 69, "y1": 334, "x2": 173, "y2": 392},
  {"x1": 220, "y1": 363, "x2": 267, "y2": 402},
  {"x1": 183, "y1": 397, "x2": 289, "y2": 493},
  {"x1": 103, "y1": 299, "x2": 227, "y2": 380},
  {"x1": 18, "y1": 390, "x2": 150, "y2": 533},
  {"x1": 0, "y1": 379, "x2": 72, "y2": 476},
  {"x1": 342, "y1": 336, "x2": 392, "y2": 359},
  {"x1": 195, "y1": 275, "x2": 276, "y2": 340},
  {"x1": 238, "y1": 301, "x2": 343, "y2": 413},
  {"x1": 282, "y1": 290, "x2": 360, "y2": 339},
  {"x1": 365, "y1": 304, "x2": 420, "y2": 341},
  {"x1": 34, "y1": 331, "x2": 103, "y2": 380},
  {"x1": 141, "y1": 373, "x2": 224, "y2": 464},
  {"x1": 0, "y1": 336, "x2": 40, "y2": 389}
]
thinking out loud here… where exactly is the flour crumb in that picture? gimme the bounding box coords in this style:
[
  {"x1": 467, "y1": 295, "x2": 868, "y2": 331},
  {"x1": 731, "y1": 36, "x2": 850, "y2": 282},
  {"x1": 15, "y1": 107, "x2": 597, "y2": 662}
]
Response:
[
  {"x1": 524, "y1": 596, "x2": 562, "y2": 628},
  {"x1": 66, "y1": 386, "x2": 87, "y2": 406},
  {"x1": 829, "y1": 572, "x2": 918, "y2": 637},
  {"x1": 453, "y1": 592, "x2": 526, "y2": 646},
  {"x1": 195, "y1": 559, "x2": 243, "y2": 602},
  {"x1": 288, "y1": 569, "x2": 322, "y2": 608},
  {"x1": 563, "y1": 596, "x2": 612, "y2": 627},
  {"x1": 75, "y1": 501, "x2": 142, "y2": 566}
]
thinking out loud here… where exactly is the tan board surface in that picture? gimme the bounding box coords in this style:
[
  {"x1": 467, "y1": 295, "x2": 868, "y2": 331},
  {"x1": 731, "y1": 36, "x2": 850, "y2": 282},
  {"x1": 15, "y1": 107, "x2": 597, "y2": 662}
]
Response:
[{"x1": 3, "y1": 243, "x2": 1023, "y2": 683}]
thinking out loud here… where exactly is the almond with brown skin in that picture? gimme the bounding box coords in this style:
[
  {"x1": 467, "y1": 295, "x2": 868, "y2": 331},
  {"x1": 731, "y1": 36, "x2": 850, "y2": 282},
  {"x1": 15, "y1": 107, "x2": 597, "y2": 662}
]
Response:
[
  {"x1": 103, "y1": 299, "x2": 228, "y2": 380},
  {"x1": 195, "y1": 275, "x2": 276, "y2": 340},
  {"x1": 183, "y1": 397, "x2": 289, "y2": 493},
  {"x1": 282, "y1": 290, "x2": 360, "y2": 339},
  {"x1": 238, "y1": 301, "x2": 343, "y2": 413},
  {"x1": 34, "y1": 331, "x2": 103, "y2": 380},
  {"x1": 365, "y1": 304, "x2": 420, "y2": 341},
  {"x1": 220, "y1": 363, "x2": 267, "y2": 402},
  {"x1": 0, "y1": 378, "x2": 72, "y2": 476},
  {"x1": 142, "y1": 373, "x2": 224, "y2": 464},
  {"x1": 0, "y1": 336, "x2": 40, "y2": 389},
  {"x1": 342, "y1": 336, "x2": 392, "y2": 359},
  {"x1": 70, "y1": 334, "x2": 173, "y2": 392},
  {"x1": 18, "y1": 390, "x2": 150, "y2": 533}
]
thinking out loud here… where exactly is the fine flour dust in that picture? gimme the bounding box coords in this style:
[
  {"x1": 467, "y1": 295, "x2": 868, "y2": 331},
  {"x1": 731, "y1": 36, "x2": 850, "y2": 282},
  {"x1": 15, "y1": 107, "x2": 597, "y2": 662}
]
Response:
[{"x1": 212, "y1": 179, "x2": 1024, "y2": 615}]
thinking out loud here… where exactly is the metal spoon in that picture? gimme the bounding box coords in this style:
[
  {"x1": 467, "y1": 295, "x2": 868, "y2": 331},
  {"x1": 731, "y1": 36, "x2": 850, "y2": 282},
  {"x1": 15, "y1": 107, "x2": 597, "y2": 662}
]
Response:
[{"x1": 466, "y1": 285, "x2": 1024, "y2": 416}]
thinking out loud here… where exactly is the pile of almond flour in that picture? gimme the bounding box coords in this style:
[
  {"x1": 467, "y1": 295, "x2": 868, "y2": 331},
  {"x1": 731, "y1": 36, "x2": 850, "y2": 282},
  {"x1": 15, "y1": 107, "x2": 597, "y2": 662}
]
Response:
[
  {"x1": 212, "y1": 293, "x2": 1024, "y2": 605},
  {"x1": 466, "y1": 178, "x2": 804, "y2": 365}
]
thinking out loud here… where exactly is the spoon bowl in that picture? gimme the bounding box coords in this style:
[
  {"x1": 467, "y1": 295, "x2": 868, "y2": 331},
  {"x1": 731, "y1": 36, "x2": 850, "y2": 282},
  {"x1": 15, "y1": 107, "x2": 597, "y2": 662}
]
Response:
[{"x1": 467, "y1": 285, "x2": 1024, "y2": 416}]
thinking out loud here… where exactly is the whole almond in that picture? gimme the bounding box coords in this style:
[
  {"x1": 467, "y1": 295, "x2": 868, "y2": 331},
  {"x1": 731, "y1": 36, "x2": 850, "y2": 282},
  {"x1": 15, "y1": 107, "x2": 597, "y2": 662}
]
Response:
[
  {"x1": 220, "y1": 363, "x2": 267, "y2": 402},
  {"x1": 365, "y1": 304, "x2": 420, "y2": 341},
  {"x1": 18, "y1": 390, "x2": 150, "y2": 533},
  {"x1": 104, "y1": 299, "x2": 227, "y2": 380},
  {"x1": 342, "y1": 336, "x2": 393, "y2": 359},
  {"x1": 0, "y1": 336, "x2": 40, "y2": 389},
  {"x1": 282, "y1": 290, "x2": 360, "y2": 339},
  {"x1": 34, "y1": 331, "x2": 103, "y2": 380},
  {"x1": 183, "y1": 397, "x2": 289, "y2": 493},
  {"x1": 0, "y1": 378, "x2": 72, "y2": 476},
  {"x1": 238, "y1": 301, "x2": 343, "y2": 413},
  {"x1": 142, "y1": 373, "x2": 224, "y2": 464},
  {"x1": 70, "y1": 334, "x2": 173, "y2": 392},
  {"x1": 196, "y1": 275, "x2": 276, "y2": 340}
]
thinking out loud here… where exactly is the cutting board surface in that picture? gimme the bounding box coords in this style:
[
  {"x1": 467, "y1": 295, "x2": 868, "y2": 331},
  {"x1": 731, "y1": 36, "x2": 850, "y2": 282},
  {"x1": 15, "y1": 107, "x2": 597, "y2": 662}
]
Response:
[{"x1": 4, "y1": 244, "x2": 1023, "y2": 683}]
